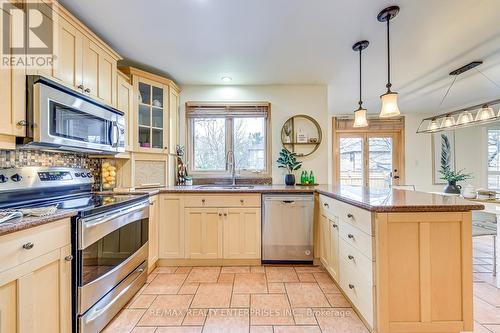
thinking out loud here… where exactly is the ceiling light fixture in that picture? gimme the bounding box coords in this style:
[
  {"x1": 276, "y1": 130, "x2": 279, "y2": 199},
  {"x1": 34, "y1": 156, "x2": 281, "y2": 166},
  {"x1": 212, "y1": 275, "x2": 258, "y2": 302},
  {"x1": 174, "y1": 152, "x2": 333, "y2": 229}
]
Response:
[
  {"x1": 221, "y1": 76, "x2": 232, "y2": 83},
  {"x1": 352, "y1": 40, "x2": 369, "y2": 128},
  {"x1": 378, "y1": 6, "x2": 401, "y2": 118}
]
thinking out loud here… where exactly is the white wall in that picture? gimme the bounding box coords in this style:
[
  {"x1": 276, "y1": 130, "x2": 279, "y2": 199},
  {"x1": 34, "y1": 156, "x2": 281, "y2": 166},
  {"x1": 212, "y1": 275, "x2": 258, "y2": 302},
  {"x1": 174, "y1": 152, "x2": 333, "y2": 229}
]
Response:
[{"x1": 179, "y1": 85, "x2": 329, "y2": 184}]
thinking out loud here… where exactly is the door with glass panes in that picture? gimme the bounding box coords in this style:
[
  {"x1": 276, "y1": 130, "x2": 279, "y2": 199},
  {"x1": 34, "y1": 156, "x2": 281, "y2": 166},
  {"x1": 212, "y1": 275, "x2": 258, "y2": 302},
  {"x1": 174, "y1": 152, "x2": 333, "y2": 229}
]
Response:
[{"x1": 337, "y1": 132, "x2": 402, "y2": 188}]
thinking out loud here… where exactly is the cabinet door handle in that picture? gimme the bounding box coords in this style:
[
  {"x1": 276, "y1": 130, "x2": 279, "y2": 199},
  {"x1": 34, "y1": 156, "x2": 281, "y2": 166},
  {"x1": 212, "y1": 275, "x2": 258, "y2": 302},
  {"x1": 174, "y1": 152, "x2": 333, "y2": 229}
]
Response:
[
  {"x1": 348, "y1": 255, "x2": 354, "y2": 260},
  {"x1": 323, "y1": 203, "x2": 329, "y2": 208},
  {"x1": 218, "y1": 213, "x2": 222, "y2": 217},
  {"x1": 347, "y1": 234, "x2": 354, "y2": 240},
  {"x1": 347, "y1": 213, "x2": 353, "y2": 219},
  {"x1": 22, "y1": 242, "x2": 34, "y2": 250},
  {"x1": 84, "y1": 88, "x2": 91, "y2": 93},
  {"x1": 240, "y1": 199, "x2": 244, "y2": 204},
  {"x1": 17, "y1": 120, "x2": 28, "y2": 126},
  {"x1": 77, "y1": 84, "x2": 84, "y2": 90},
  {"x1": 332, "y1": 224, "x2": 338, "y2": 228},
  {"x1": 65, "y1": 255, "x2": 73, "y2": 261},
  {"x1": 223, "y1": 213, "x2": 227, "y2": 217},
  {"x1": 201, "y1": 199, "x2": 206, "y2": 204},
  {"x1": 348, "y1": 284, "x2": 355, "y2": 289}
]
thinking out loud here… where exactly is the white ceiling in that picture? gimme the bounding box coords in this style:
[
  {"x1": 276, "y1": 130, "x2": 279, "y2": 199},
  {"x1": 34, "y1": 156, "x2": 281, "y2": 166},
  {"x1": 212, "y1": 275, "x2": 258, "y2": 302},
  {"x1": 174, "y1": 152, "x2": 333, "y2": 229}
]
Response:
[{"x1": 60, "y1": 0, "x2": 500, "y2": 114}]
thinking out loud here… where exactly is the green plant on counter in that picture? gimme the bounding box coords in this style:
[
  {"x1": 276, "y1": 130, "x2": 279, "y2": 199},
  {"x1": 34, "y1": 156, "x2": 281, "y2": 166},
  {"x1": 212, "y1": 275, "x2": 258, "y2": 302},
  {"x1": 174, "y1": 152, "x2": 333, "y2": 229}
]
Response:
[
  {"x1": 439, "y1": 168, "x2": 472, "y2": 183},
  {"x1": 277, "y1": 148, "x2": 302, "y2": 173}
]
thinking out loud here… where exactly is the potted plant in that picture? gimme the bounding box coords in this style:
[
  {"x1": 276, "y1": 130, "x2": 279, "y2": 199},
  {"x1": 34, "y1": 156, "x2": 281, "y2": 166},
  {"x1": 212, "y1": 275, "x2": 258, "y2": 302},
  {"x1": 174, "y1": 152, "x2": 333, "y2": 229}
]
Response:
[
  {"x1": 440, "y1": 168, "x2": 472, "y2": 194},
  {"x1": 277, "y1": 148, "x2": 302, "y2": 185}
]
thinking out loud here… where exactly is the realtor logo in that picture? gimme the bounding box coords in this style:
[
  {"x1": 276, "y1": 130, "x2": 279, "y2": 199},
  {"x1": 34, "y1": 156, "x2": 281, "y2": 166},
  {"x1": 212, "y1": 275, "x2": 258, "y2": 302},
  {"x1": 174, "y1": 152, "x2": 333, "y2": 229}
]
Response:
[{"x1": 1, "y1": 1, "x2": 56, "y2": 68}]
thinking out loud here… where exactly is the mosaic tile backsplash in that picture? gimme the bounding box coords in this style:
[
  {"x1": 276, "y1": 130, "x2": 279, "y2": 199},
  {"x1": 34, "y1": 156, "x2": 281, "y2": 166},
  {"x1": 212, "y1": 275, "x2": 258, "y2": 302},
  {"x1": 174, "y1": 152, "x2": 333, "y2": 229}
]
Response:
[{"x1": 0, "y1": 149, "x2": 102, "y2": 189}]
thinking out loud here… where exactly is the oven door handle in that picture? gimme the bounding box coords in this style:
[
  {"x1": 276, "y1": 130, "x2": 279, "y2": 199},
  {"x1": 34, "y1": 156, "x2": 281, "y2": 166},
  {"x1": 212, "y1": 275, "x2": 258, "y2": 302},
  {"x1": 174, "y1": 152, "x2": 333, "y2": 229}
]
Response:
[{"x1": 81, "y1": 201, "x2": 149, "y2": 229}]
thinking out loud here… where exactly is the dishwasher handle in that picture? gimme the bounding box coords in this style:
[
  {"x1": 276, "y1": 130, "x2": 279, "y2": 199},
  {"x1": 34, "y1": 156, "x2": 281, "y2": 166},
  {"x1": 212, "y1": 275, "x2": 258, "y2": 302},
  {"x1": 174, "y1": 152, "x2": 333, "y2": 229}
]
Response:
[{"x1": 282, "y1": 200, "x2": 295, "y2": 204}]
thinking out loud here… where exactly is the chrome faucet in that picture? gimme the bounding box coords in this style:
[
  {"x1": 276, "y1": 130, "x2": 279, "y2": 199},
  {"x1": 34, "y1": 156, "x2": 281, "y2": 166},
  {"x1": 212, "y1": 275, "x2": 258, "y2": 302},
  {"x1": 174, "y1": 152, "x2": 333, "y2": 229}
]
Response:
[{"x1": 226, "y1": 150, "x2": 236, "y2": 186}]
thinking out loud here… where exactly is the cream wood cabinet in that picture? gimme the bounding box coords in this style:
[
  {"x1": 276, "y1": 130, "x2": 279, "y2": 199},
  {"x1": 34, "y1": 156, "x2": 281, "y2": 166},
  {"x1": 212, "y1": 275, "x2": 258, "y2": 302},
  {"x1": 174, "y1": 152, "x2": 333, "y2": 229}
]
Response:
[
  {"x1": 0, "y1": 2, "x2": 26, "y2": 148},
  {"x1": 185, "y1": 208, "x2": 222, "y2": 259},
  {"x1": 223, "y1": 208, "x2": 261, "y2": 259},
  {"x1": 158, "y1": 195, "x2": 185, "y2": 259},
  {"x1": 117, "y1": 71, "x2": 134, "y2": 152},
  {"x1": 148, "y1": 195, "x2": 159, "y2": 271},
  {"x1": 0, "y1": 219, "x2": 72, "y2": 333},
  {"x1": 317, "y1": 194, "x2": 474, "y2": 333}
]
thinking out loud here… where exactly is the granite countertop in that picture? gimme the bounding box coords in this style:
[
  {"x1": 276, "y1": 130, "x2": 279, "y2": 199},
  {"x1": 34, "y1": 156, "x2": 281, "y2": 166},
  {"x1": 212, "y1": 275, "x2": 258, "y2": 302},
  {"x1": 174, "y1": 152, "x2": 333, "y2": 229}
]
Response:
[
  {"x1": 0, "y1": 209, "x2": 77, "y2": 237},
  {"x1": 158, "y1": 184, "x2": 484, "y2": 212}
]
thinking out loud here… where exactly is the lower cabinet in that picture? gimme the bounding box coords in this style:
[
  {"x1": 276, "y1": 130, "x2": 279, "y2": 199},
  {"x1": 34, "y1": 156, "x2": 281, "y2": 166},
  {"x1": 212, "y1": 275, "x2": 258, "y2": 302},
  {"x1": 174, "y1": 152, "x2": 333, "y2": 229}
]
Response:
[
  {"x1": 148, "y1": 195, "x2": 159, "y2": 271},
  {"x1": 185, "y1": 208, "x2": 222, "y2": 259},
  {"x1": 158, "y1": 195, "x2": 185, "y2": 259},
  {"x1": 223, "y1": 208, "x2": 261, "y2": 259},
  {"x1": 319, "y1": 212, "x2": 339, "y2": 282},
  {"x1": 0, "y1": 220, "x2": 72, "y2": 333}
]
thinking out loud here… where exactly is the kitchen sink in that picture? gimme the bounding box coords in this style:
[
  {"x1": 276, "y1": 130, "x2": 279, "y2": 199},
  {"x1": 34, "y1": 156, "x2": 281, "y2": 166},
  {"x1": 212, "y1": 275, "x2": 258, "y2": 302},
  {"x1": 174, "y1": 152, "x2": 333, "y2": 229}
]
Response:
[{"x1": 196, "y1": 185, "x2": 255, "y2": 190}]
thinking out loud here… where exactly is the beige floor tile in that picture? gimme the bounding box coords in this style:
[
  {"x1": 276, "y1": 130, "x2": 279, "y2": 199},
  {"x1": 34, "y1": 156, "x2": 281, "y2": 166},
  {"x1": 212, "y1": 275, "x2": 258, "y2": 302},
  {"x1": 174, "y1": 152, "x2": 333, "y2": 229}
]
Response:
[
  {"x1": 103, "y1": 309, "x2": 146, "y2": 333},
  {"x1": 268, "y1": 282, "x2": 286, "y2": 293},
  {"x1": 233, "y1": 273, "x2": 268, "y2": 293},
  {"x1": 250, "y1": 326, "x2": 273, "y2": 333},
  {"x1": 466, "y1": 321, "x2": 497, "y2": 333},
  {"x1": 178, "y1": 283, "x2": 199, "y2": 295},
  {"x1": 203, "y1": 308, "x2": 250, "y2": 333},
  {"x1": 176, "y1": 267, "x2": 193, "y2": 274},
  {"x1": 298, "y1": 273, "x2": 316, "y2": 283},
  {"x1": 266, "y1": 266, "x2": 299, "y2": 282},
  {"x1": 221, "y1": 266, "x2": 250, "y2": 274},
  {"x1": 153, "y1": 267, "x2": 178, "y2": 274},
  {"x1": 147, "y1": 273, "x2": 159, "y2": 283},
  {"x1": 285, "y1": 283, "x2": 330, "y2": 307},
  {"x1": 191, "y1": 283, "x2": 233, "y2": 308},
  {"x1": 131, "y1": 327, "x2": 157, "y2": 333},
  {"x1": 314, "y1": 307, "x2": 369, "y2": 333},
  {"x1": 155, "y1": 327, "x2": 202, "y2": 333},
  {"x1": 294, "y1": 266, "x2": 324, "y2": 273},
  {"x1": 293, "y1": 308, "x2": 318, "y2": 325},
  {"x1": 474, "y1": 296, "x2": 500, "y2": 325},
  {"x1": 474, "y1": 282, "x2": 500, "y2": 307},
  {"x1": 484, "y1": 324, "x2": 500, "y2": 332},
  {"x1": 474, "y1": 272, "x2": 499, "y2": 287},
  {"x1": 231, "y1": 294, "x2": 250, "y2": 308},
  {"x1": 129, "y1": 294, "x2": 158, "y2": 309},
  {"x1": 250, "y1": 294, "x2": 294, "y2": 325},
  {"x1": 274, "y1": 326, "x2": 321, "y2": 333},
  {"x1": 325, "y1": 293, "x2": 351, "y2": 308},
  {"x1": 138, "y1": 295, "x2": 193, "y2": 326},
  {"x1": 251, "y1": 266, "x2": 266, "y2": 273},
  {"x1": 143, "y1": 273, "x2": 188, "y2": 294},
  {"x1": 312, "y1": 272, "x2": 340, "y2": 293},
  {"x1": 182, "y1": 308, "x2": 207, "y2": 326},
  {"x1": 186, "y1": 267, "x2": 221, "y2": 283},
  {"x1": 218, "y1": 273, "x2": 235, "y2": 283}
]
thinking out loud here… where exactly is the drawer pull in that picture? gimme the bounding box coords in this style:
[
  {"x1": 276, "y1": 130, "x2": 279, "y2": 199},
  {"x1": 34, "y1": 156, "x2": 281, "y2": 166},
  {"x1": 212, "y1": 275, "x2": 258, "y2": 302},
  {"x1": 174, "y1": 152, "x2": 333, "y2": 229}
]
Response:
[
  {"x1": 347, "y1": 213, "x2": 354, "y2": 219},
  {"x1": 348, "y1": 255, "x2": 354, "y2": 260},
  {"x1": 347, "y1": 233, "x2": 355, "y2": 240},
  {"x1": 77, "y1": 84, "x2": 84, "y2": 90},
  {"x1": 224, "y1": 213, "x2": 227, "y2": 217},
  {"x1": 218, "y1": 213, "x2": 222, "y2": 216},
  {"x1": 348, "y1": 284, "x2": 355, "y2": 289},
  {"x1": 332, "y1": 224, "x2": 338, "y2": 229},
  {"x1": 202, "y1": 199, "x2": 206, "y2": 204},
  {"x1": 323, "y1": 203, "x2": 329, "y2": 208},
  {"x1": 84, "y1": 88, "x2": 91, "y2": 93},
  {"x1": 22, "y1": 242, "x2": 34, "y2": 250},
  {"x1": 240, "y1": 199, "x2": 244, "y2": 204},
  {"x1": 65, "y1": 255, "x2": 73, "y2": 261}
]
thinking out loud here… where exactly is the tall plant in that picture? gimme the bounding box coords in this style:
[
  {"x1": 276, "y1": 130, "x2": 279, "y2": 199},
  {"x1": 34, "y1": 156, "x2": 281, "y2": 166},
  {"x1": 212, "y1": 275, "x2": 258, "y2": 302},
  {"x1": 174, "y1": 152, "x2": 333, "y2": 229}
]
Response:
[
  {"x1": 277, "y1": 148, "x2": 302, "y2": 174},
  {"x1": 440, "y1": 134, "x2": 452, "y2": 174}
]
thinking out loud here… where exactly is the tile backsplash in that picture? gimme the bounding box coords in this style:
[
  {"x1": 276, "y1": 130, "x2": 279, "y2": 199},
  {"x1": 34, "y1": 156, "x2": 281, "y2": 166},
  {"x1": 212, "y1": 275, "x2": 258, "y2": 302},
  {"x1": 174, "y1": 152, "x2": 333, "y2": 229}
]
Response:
[{"x1": 0, "y1": 149, "x2": 101, "y2": 189}]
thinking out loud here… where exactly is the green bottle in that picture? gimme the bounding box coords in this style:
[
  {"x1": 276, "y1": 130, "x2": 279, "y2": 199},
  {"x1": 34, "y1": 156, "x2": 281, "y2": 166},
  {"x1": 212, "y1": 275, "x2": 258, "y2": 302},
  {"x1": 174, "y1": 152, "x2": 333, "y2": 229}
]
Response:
[
  {"x1": 300, "y1": 171, "x2": 306, "y2": 185},
  {"x1": 309, "y1": 171, "x2": 315, "y2": 185}
]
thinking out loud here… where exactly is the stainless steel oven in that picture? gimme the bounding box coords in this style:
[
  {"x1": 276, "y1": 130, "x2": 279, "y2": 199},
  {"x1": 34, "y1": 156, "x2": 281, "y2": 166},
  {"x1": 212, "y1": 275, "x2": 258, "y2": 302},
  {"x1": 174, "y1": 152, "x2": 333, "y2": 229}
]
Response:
[
  {"x1": 21, "y1": 75, "x2": 125, "y2": 154},
  {"x1": 76, "y1": 199, "x2": 149, "y2": 333}
]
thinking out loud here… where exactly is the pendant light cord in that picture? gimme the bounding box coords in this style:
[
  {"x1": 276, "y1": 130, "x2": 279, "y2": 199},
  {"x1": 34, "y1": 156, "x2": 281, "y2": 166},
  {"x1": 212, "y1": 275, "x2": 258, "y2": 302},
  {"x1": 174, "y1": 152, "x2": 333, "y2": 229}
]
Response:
[
  {"x1": 386, "y1": 19, "x2": 392, "y2": 91},
  {"x1": 439, "y1": 75, "x2": 457, "y2": 108},
  {"x1": 476, "y1": 68, "x2": 500, "y2": 90},
  {"x1": 359, "y1": 48, "x2": 363, "y2": 107}
]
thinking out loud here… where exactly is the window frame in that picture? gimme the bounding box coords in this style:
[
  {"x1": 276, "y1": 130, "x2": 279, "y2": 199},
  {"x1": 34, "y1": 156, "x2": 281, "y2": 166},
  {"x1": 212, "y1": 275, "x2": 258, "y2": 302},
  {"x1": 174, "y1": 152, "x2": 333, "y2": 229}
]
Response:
[
  {"x1": 186, "y1": 102, "x2": 272, "y2": 178},
  {"x1": 487, "y1": 128, "x2": 500, "y2": 190}
]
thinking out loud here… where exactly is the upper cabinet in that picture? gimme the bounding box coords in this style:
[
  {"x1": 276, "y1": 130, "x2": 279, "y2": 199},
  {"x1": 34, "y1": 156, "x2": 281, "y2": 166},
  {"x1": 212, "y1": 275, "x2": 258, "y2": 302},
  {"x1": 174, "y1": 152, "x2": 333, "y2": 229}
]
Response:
[
  {"x1": 119, "y1": 67, "x2": 181, "y2": 155},
  {"x1": 117, "y1": 71, "x2": 134, "y2": 152}
]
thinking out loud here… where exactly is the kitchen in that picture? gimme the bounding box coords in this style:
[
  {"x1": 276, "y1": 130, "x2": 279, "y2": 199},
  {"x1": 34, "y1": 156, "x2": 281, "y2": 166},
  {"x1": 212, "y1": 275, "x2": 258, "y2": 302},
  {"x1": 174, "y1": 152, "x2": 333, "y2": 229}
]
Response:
[{"x1": 0, "y1": 1, "x2": 499, "y2": 333}]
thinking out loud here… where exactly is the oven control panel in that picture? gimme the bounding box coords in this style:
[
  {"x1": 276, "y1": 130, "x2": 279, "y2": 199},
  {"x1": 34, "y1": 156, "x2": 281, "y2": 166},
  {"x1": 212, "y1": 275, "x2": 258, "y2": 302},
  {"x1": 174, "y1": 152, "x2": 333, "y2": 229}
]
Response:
[{"x1": 0, "y1": 167, "x2": 94, "y2": 191}]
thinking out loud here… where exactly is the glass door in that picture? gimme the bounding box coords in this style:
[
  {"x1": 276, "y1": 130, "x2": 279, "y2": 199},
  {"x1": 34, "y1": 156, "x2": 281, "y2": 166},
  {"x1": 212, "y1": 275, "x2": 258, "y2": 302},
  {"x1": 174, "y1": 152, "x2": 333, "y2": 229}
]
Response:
[
  {"x1": 337, "y1": 133, "x2": 401, "y2": 188},
  {"x1": 137, "y1": 79, "x2": 167, "y2": 151}
]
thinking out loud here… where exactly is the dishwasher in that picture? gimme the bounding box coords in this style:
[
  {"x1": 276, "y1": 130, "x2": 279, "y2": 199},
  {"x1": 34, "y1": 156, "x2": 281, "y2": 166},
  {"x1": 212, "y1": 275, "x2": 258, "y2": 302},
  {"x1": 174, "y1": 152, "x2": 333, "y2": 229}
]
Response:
[{"x1": 262, "y1": 194, "x2": 314, "y2": 264}]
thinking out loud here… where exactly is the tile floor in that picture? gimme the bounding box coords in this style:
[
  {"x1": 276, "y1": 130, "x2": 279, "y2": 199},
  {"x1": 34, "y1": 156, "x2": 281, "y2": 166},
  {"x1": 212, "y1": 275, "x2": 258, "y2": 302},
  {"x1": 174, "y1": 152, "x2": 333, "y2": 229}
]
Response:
[{"x1": 103, "y1": 236, "x2": 500, "y2": 333}]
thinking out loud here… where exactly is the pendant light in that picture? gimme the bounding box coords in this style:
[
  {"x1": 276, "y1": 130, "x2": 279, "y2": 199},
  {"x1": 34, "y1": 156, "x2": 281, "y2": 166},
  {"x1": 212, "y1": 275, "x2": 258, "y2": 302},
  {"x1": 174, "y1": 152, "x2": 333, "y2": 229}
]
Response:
[
  {"x1": 353, "y1": 40, "x2": 369, "y2": 128},
  {"x1": 378, "y1": 6, "x2": 401, "y2": 118}
]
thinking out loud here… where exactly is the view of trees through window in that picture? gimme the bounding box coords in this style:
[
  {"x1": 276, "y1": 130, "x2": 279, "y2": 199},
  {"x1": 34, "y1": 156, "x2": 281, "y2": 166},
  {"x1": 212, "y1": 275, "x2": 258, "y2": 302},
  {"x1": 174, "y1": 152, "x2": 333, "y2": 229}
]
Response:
[
  {"x1": 488, "y1": 129, "x2": 500, "y2": 189},
  {"x1": 193, "y1": 117, "x2": 266, "y2": 172}
]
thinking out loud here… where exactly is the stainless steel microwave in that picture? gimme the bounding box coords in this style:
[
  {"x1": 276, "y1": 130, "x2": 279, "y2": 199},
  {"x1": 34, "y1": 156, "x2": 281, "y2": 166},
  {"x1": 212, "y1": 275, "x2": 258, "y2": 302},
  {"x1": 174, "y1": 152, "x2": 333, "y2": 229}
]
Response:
[{"x1": 19, "y1": 75, "x2": 125, "y2": 154}]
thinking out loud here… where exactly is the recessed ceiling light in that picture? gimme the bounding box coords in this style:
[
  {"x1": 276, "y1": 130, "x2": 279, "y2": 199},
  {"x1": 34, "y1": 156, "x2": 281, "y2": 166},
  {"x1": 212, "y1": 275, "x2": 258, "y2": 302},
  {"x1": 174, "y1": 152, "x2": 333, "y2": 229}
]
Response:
[{"x1": 221, "y1": 76, "x2": 232, "y2": 83}]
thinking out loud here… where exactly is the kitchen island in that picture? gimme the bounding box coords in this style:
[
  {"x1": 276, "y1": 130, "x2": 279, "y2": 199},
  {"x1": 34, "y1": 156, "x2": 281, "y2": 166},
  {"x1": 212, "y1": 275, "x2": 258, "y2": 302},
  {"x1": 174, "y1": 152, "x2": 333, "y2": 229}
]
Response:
[{"x1": 152, "y1": 184, "x2": 482, "y2": 333}]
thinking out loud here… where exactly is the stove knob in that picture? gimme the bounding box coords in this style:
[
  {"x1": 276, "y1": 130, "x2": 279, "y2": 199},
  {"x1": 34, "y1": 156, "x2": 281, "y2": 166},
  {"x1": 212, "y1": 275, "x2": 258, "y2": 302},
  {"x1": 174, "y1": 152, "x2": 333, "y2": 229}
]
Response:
[
  {"x1": 86, "y1": 173, "x2": 93, "y2": 178},
  {"x1": 80, "y1": 173, "x2": 87, "y2": 178},
  {"x1": 0, "y1": 174, "x2": 7, "y2": 183},
  {"x1": 11, "y1": 174, "x2": 22, "y2": 182},
  {"x1": 75, "y1": 173, "x2": 81, "y2": 177}
]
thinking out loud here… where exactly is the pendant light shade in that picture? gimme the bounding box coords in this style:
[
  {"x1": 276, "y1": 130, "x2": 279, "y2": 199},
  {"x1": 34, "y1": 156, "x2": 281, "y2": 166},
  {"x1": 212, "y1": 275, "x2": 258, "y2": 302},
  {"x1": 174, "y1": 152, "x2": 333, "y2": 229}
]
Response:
[
  {"x1": 378, "y1": 6, "x2": 400, "y2": 118},
  {"x1": 380, "y1": 91, "x2": 400, "y2": 118},
  {"x1": 352, "y1": 40, "x2": 369, "y2": 128},
  {"x1": 476, "y1": 105, "x2": 495, "y2": 121},
  {"x1": 457, "y1": 111, "x2": 474, "y2": 125}
]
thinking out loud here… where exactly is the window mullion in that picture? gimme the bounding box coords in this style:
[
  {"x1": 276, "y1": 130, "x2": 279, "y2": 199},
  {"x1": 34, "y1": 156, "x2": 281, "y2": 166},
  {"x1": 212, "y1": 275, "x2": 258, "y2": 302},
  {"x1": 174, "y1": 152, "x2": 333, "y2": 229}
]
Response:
[{"x1": 226, "y1": 117, "x2": 233, "y2": 174}]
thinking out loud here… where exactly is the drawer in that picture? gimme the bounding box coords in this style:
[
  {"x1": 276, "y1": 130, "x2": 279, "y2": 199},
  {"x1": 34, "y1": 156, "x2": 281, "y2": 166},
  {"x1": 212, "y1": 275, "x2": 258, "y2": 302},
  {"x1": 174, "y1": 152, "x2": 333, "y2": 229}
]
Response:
[
  {"x1": 0, "y1": 219, "x2": 71, "y2": 273},
  {"x1": 339, "y1": 238, "x2": 374, "y2": 285},
  {"x1": 340, "y1": 259, "x2": 374, "y2": 328},
  {"x1": 184, "y1": 194, "x2": 261, "y2": 208},
  {"x1": 339, "y1": 221, "x2": 373, "y2": 260},
  {"x1": 333, "y1": 199, "x2": 373, "y2": 235},
  {"x1": 319, "y1": 194, "x2": 335, "y2": 215}
]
